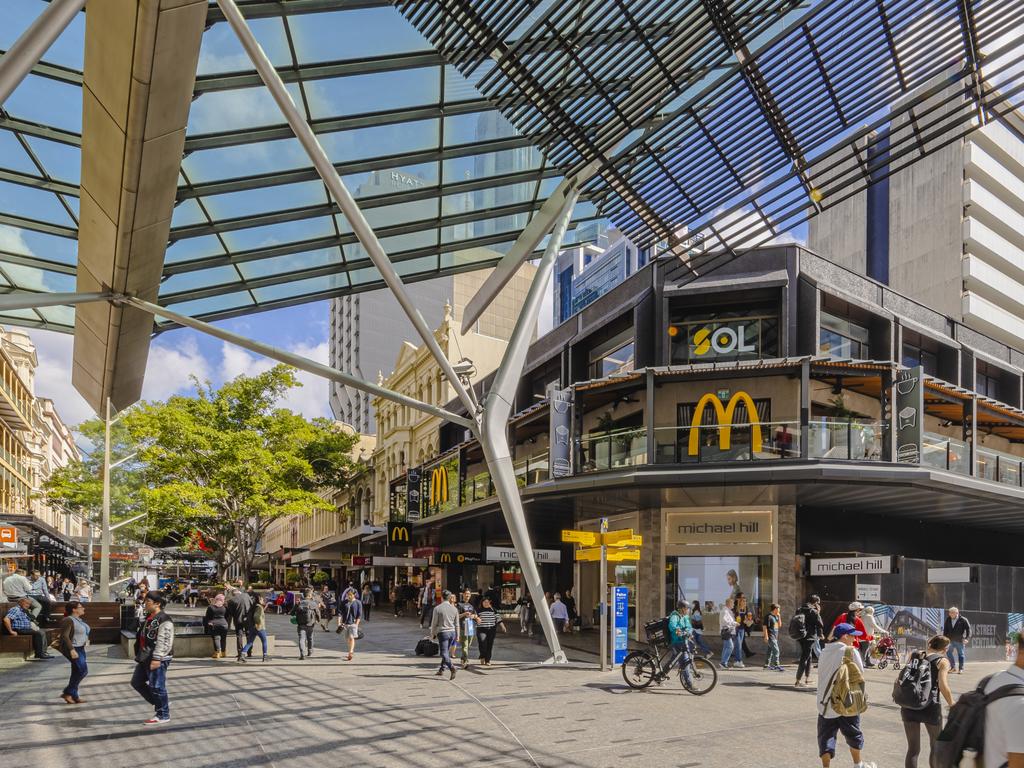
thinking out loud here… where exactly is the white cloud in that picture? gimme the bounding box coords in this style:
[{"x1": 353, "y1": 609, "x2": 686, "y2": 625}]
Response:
[
  {"x1": 140, "y1": 337, "x2": 212, "y2": 402},
  {"x1": 219, "y1": 340, "x2": 330, "y2": 420},
  {"x1": 32, "y1": 329, "x2": 95, "y2": 428}
]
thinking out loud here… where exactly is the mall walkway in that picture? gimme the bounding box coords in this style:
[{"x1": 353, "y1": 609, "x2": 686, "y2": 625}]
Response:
[{"x1": 0, "y1": 610, "x2": 1008, "y2": 768}]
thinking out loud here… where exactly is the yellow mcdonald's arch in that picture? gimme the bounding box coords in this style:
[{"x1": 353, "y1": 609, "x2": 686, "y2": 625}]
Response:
[
  {"x1": 440, "y1": 552, "x2": 452, "y2": 563},
  {"x1": 430, "y1": 465, "x2": 449, "y2": 506},
  {"x1": 391, "y1": 525, "x2": 409, "y2": 543},
  {"x1": 687, "y1": 390, "x2": 762, "y2": 457}
]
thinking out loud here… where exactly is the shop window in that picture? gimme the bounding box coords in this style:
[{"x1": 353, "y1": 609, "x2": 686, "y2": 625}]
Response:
[
  {"x1": 819, "y1": 311, "x2": 871, "y2": 359},
  {"x1": 665, "y1": 555, "x2": 773, "y2": 624},
  {"x1": 668, "y1": 306, "x2": 778, "y2": 364},
  {"x1": 589, "y1": 328, "x2": 635, "y2": 379},
  {"x1": 901, "y1": 330, "x2": 939, "y2": 376}
]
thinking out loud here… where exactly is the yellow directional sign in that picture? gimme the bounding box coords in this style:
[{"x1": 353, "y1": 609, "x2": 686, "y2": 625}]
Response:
[
  {"x1": 562, "y1": 529, "x2": 598, "y2": 546},
  {"x1": 603, "y1": 532, "x2": 643, "y2": 548},
  {"x1": 574, "y1": 547, "x2": 604, "y2": 562},
  {"x1": 606, "y1": 549, "x2": 641, "y2": 562}
]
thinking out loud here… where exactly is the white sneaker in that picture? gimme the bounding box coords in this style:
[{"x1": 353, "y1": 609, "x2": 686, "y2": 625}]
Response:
[{"x1": 143, "y1": 717, "x2": 170, "y2": 726}]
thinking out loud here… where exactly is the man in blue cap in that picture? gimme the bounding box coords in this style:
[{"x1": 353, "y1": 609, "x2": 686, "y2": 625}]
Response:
[{"x1": 815, "y1": 622, "x2": 875, "y2": 768}]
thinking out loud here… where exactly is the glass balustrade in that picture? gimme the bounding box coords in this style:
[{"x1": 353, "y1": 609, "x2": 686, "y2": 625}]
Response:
[{"x1": 575, "y1": 427, "x2": 647, "y2": 473}]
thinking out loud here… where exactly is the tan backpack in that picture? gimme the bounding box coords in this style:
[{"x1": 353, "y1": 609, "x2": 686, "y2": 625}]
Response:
[{"x1": 828, "y1": 646, "x2": 868, "y2": 716}]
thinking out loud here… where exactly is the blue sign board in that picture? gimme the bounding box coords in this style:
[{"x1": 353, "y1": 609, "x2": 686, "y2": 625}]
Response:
[{"x1": 613, "y1": 586, "x2": 629, "y2": 664}]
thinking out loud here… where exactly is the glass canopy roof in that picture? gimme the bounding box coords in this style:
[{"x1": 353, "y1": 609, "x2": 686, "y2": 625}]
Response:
[{"x1": 1, "y1": 0, "x2": 1023, "y2": 333}]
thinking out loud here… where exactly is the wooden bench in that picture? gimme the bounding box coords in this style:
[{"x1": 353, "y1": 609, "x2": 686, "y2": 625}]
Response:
[{"x1": 1, "y1": 601, "x2": 123, "y2": 656}]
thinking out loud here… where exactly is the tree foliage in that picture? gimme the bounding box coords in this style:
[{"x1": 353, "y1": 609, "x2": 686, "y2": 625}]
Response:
[{"x1": 45, "y1": 365, "x2": 358, "y2": 582}]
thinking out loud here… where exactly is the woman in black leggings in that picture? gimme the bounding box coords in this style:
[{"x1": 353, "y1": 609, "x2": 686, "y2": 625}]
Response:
[
  {"x1": 204, "y1": 593, "x2": 230, "y2": 659},
  {"x1": 794, "y1": 595, "x2": 825, "y2": 687},
  {"x1": 901, "y1": 635, "x2": 954, "y2": 768}
]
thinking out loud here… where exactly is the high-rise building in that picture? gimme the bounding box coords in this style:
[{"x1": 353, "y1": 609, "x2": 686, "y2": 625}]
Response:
[{"x1": 809, "y1": 76, "x2": 1024, "y2": 350}]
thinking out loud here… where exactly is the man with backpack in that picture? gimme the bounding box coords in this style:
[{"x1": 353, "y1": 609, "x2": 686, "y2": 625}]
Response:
[
  {"x1": 982, "y1": 632, "x2": 1024, "y2": 768},
  {"x1": 894, "y1": 635, "x2": 954, "y2": 768},
  {"x1": 291, "y1": 588, "x2": 320, "y2": 660},
  {"x1": 792, "y1": 595, "x2": 826, "y2": 687},
  {"x1": 815, "y1": 623, "x2": 876, "y2": 768}
]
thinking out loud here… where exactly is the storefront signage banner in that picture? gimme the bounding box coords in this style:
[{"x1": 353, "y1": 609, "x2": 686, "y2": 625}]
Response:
[
  {"x1": 485, "y1": 546, "x2": 562, "y2": 564},
  {"x1": 372, "y1": 556, "x2": 428, "y2": 567},
  {"x1": 810, "y1": 555, "x2": 893, "y2": 575},
  {"x1": 870, "y1": 603, "x2": 1014, "y2": 662},
  {"x1": 412, "y1": 546, "x2": 437, "y2": 558},
  {"x1": 406, "y1": 467, "x2": 422, "y2": 521},
  {"x1": 895, "y1": 365, "x2": 923, "y2": 464},
  {"x1": 927, "y1": 566, "x2": 972, "y2": 583},
  {"x1": 549, "y1": 385, "x2": 573, "y2": 479},
  {"x1": 665, "y1": 511, "x2": 772, "y2": 545},
  {"x1": 351, "y1": 556, "x2": 372, "y2": 566},
  {"x1": 433, "y1": 551, "x2": 482, "y2": 565}
]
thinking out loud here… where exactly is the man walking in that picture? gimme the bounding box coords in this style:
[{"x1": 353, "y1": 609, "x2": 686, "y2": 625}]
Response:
[
  {"x1": 983, "y1": 632, "x2": 1024, "y2": 768},
  {"x1": 226, "y1": 587, "x2": 253, "y2": 662},
  {"x1": 291, "y1": 588, "x2": 320, "y2": 660},
  {"x1": 3, "y1": 596, "x2": 51, "y2": 660},
  {"x1": 942, "y1": 606, "x2": 971, "y2": 674},
  {"x1": 131, "y1": 590, "x2": 174, "y2": 725},
  {"x1": 340, "y1": 589, "x2": 362, "y2": 662},
  {"x1": 815, "y1": 623, "x2": 875, "y2": 768},
  {"x1": 430, "y1": 590, "x2": 460, "y2": 680}
]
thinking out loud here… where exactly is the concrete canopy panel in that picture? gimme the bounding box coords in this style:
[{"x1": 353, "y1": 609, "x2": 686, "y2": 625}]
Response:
[{"x1": 73, "y1": 0, "x2": 207, "y2": 413}]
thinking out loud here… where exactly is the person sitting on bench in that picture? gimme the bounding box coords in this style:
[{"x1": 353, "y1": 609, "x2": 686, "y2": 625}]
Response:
[{"x1": 3, "y1": 596, "x2": 53, "y2": 660}]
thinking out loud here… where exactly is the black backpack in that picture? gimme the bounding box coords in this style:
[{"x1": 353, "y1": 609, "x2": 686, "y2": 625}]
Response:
[
  {"x1": 934, "y1": 674, "x2": 1024, "y2": 768},
  {"x1": 295, "y1": 601, "x2": 316, "y2": 626},
  {"x1": 415, "y1": 638, "x2": 439, "y2": 656},
  {"x1": 893, "y1": 651, "x2": 937, "y2": 710},
  {"x1": 788, "y1": 611, "x2": 808, "y2": 640}
]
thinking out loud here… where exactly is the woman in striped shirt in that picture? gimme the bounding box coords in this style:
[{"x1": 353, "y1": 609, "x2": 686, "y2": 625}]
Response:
[{"x1": 475, "y1": 596, "x2": 507, "y2": 666}]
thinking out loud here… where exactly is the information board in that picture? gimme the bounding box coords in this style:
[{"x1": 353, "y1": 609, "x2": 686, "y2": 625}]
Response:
[{"x1": 613, "y1": 586, "x2": 629, "y2": 665}]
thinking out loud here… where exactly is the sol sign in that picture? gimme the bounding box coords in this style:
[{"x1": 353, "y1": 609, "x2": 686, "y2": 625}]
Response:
[{"x1": 692, "y1": 323, "x2": 756, "y2": 357}]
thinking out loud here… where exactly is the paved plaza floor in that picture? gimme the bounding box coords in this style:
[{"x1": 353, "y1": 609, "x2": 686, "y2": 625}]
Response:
[{"x1": 0, "y1": 610, "x2": 1008, "y2": 767}]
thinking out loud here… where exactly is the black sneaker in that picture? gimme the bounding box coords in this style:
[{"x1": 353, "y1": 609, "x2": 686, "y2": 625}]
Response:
[{"x1": 450, "y1": 668, "x2": 457, "y2": 680}]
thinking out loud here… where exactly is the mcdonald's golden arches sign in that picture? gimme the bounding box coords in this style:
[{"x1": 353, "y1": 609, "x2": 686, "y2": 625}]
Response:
[
  {"x1": 688, "y1": 391, "x2": 762, "y2": 456},
  {"x1": 387, "y1": 522, "x2": 410, "y2": 544},
  {"x1": 429, "y1": 464, "x2": 449, "y2": 506}
]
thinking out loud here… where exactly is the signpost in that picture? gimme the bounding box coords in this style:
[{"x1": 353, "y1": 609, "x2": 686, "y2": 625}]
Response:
[
  {"x1": 613, "y1": 585, "x2": 629, "y2": 666},
  {"x1": 564, "y1": 521, "x2": 642, "y2": 671}
]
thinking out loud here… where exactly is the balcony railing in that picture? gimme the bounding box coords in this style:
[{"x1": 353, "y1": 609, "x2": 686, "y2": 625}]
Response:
[
  {"x1": 576, "y1": 428, "x2": 647, "y2": 473},
  {"x1": 976, "y1": 446, "x2": 1024, "y2": 487},
  {"x1": 921, "y1": 433, "x2": 970, "y2": 474}
]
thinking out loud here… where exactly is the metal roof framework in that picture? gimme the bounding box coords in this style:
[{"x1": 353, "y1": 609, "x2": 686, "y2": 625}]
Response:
[{"x1": 1, "y1": 1, "x2": 1022, "y2": 335}]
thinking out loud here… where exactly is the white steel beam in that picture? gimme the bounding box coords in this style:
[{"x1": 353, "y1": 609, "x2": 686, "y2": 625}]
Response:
[
  {"x1": 0, "y1": 291, "x2": 111, "y2": 312},
  {"x1": 215, "y1": 0, "x2": 479, "y2": 420},
  {"x1": 0, "y1": 0, "x2": 85, "y2": 106},
  {"x1": 123, "y1": 296, "x2": 476, "y2": 429},
  {"x1": 478, "y1": 191, "x2": 578, "y2": 664}
]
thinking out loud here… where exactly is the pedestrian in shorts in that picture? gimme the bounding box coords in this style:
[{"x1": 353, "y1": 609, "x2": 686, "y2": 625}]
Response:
[
  {"x1": 815, "y1": 623, "x2": 875, "y2": 768},
  {"x1": 340, "y1": 589, "x2": 363, "y2": 662}
]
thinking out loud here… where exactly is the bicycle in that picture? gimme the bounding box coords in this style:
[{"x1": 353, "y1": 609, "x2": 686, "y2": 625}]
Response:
[{"x1": 621, "y1": 618, "x2": 718, "y2": 695}]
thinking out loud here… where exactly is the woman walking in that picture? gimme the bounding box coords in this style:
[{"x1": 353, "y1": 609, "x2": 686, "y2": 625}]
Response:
[
  {"x1": 204, "y1": 593, "x2": 229, "y2": 659},
  {"x1": 475, "y1": 596, "x2": 506, "y2": 666},
  {"x1": 360, "y1": 583, "x2": 374, "y2": 622},
  {"x1": 241, "y1": 595, "x2": 269, "y2": 662},
  {"x1": 900, "y1": 635, "x2": 954, "y2": 768},
  {"x1": 58, "y1": 601, "x2": 90, "y2": 704}
]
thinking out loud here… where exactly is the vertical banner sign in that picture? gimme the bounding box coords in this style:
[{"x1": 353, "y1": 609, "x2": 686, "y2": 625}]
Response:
[
  {"x1": 895, "y1": 366, "x2": 923, "y2": 464},
  {"x1": 549, "y1": 384, "x2": 573, "y2": 478},
  {"x1": 406, "y1": 467, "x2": 421, "y2": 522},
  {"x1": 613, "y1": 586, "x2": 629, "y2": 665}
]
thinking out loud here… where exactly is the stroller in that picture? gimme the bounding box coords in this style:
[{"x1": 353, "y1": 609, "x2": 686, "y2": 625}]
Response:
[{"x1": 873, "y1": 634, "x2": 901, "y2": 669}]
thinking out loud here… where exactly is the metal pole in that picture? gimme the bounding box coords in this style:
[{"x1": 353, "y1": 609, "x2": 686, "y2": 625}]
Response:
[
  {"x1": 599, "y1": 516, "x2": 608, "y2": 672},
  {"x1": 99, "y1": 397, "x2": 111, "y2": 601},
  {"x1": 215, "y1": 0, "x2": 477, "y2": 419},
  {"x1": 478, "y1": 193, "x2": 577, "y2": 664},
  {"x1": 123, "y1": 297, "x2": 475, "y2": 430},
  {"x1": 0, "y1": 0, "x2": 86, "y2": 106}
]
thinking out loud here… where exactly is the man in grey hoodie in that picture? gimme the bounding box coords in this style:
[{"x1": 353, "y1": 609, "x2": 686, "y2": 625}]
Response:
[
  {"x1": 430, "y1": 590, "x2": 461, "y2": 680},
  {"x1": 226, "y1": 587, "x2": 253, "y2": 662}
]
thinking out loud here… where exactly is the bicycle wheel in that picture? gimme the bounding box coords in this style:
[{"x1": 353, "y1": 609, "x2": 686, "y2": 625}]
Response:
[
  {"x1": 681, "y1": 656, "x2": 718, "y2": 695},
  {"x1": 621, "y1": 651, "x2": 658, "y2": 689}
]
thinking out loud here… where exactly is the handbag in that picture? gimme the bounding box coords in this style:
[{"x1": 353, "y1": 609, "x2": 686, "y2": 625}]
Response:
[{"x1": 721, "y1": 626, "x2": 735, "y2": 639}]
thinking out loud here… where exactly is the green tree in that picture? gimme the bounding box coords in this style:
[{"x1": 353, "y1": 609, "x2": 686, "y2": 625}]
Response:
[{"x1": 47, "y1": 365, "x2": 358, "y2": 583}]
